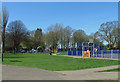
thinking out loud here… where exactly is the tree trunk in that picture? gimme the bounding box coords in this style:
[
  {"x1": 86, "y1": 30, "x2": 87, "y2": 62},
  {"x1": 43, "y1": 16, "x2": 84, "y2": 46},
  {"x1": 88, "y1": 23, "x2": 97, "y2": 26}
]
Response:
[
  {"x1": 14, "y1": 47, "x2": 16, "y2": 54},
  {"x1": 1, "y1": 27, "x2": 5, "y2": 62},
  {"x1": 1, "y1": 42, "x2": 3, "y2": 62},
  {"x1": 2, "y1": 27, "x2": 5, "y2": 53}
]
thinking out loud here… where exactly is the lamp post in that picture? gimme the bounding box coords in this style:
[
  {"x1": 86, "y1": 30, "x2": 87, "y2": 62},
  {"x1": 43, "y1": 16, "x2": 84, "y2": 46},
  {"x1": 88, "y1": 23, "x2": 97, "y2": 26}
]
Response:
[
  {"x1": 0, "y1": 25, "x2": 3, "y2": 62},
  {"x1": 0, "y1": 2, "x2": 3, "y2": 62},
  {"x1": 1, "y1": 41, "x2": 3, "y2": 62}
]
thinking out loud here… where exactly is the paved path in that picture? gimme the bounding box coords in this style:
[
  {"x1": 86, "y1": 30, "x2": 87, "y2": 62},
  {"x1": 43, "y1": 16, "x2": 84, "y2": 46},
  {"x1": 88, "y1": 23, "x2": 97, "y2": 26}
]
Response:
[
  {"x1": 55, "y1": 65, "x2": 120, "y2": 80},
  {"x1": 2, "y1": 65, "x2": 64, "y2": 80},
  {"x1": 0, "y1": 64, "x2": 2, "y2": 82},
  {"x1": 2, "y1": 64, "x2": 120, "y2": 80}
]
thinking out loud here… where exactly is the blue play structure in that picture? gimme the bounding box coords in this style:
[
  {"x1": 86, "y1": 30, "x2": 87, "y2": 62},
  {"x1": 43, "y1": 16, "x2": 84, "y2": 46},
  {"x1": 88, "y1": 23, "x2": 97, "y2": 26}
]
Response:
[
  {"x1": 68, "y1": 42, "x2": 120, "y2": 59},
  {"x1": 68, "y1": 42, "x2": 101, "y2": 56}
]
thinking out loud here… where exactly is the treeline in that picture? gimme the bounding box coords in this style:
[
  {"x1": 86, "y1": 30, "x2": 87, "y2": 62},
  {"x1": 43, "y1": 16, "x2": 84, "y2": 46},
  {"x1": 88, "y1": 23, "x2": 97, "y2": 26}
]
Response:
[
  {"x1": 5, "y1": 21, "x2": 120, "y2": 53},
  {"x1": 1, "y1": 7, "x2": 120, "y2": 54},
  {"x1": 5, "y1": 23, "x2": 90, "y2": 52}
]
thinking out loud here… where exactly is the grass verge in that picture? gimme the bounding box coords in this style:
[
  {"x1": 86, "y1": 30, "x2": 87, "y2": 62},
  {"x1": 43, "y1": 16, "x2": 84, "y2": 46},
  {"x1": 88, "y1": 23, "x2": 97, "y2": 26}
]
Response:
[{"x1": 98, "y1": 68, "x2": 120, "y2": 72}]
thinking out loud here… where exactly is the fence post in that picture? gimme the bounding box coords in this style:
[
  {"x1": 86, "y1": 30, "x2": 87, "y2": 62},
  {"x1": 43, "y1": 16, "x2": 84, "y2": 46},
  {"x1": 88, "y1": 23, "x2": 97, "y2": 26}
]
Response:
[
  {"x1": 96, "y1": 51, "x2": 98, "y2": 57},
  {"x1": 95, "y1": 51, "x2": 97, "y2": 57},
  {"x1": 118, "y1": 50, "x2": 119, "y2": 54},
  {"x1": 111, "y1": 50, "x2": 113, "y2": 59},
  {"x1": 101, "y1": 50, "x2": 103, "y2": 58}
]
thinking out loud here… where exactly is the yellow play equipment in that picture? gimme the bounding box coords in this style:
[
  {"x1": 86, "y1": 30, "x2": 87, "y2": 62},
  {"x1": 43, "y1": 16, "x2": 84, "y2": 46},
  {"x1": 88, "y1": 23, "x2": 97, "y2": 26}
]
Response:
[
  {"x1": 51, "y1": 50, "x2": 54, "y2": 53},
  {"x1": 53, "y1": 49, "x2": 57, "y2": 53},
  {"x1": 51, "y1": 49, "x2": 57, "y2": 53},
  {"x1": 82, "y1": 50, "x2": 90, "y2": 58}
]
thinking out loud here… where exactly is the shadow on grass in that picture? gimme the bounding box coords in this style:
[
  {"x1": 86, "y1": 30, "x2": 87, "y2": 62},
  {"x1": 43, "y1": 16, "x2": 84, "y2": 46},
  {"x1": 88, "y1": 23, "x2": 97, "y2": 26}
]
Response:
[
  {"x1": 10, "y1": 60, "x2": 22, "y2": 62},
  {"x1": 3, "y1": 57, "x2": 24, "y2": 58}
]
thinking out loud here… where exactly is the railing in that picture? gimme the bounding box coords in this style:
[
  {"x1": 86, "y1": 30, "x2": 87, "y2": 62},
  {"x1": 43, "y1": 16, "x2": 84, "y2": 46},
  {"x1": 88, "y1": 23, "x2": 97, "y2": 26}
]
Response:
[
  {"x1": 68, "y1": 50, "x2": 120, "y2": 59},
  {"x1": 94, "y1": 50, "x2": 120, "y2": 59},
  {"x1": 68, "y1": 51, "x2": 82, "y2": 56}
]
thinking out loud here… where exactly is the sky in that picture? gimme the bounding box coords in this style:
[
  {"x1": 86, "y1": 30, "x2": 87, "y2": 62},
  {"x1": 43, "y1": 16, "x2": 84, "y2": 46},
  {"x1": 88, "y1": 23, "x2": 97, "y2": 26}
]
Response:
[
  {"x1": 2, "y1": 2, "x2": 118, "y2": 35},
  {"x1": 1, "y1": 0, "x2": 120, "y2": 2}
]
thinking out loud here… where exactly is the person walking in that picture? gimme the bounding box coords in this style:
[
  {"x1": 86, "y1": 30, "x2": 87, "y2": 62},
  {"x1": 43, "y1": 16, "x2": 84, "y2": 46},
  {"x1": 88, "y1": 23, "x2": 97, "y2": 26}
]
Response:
[{"x1": 49, "y1": 47, "x2": 52, "y2": 55}]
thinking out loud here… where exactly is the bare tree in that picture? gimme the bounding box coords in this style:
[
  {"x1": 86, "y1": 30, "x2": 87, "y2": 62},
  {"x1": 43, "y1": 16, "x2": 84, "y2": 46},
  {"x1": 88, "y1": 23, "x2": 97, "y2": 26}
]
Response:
[
  {"x1": 60, "y1": 26, "x2": 73, "y2": 50},
  {"x1": 0, "y1": 6, "x2": 2, "y2": 48},
  {"x1": 73, "y1": 29, "x2": 88, "y2": 46},
  {"x1": 96, "y1": 21, "x2": 118, "y2": 48},
  {"x1": 0, "y1": 6, "x2": 2, "y2": 61},
  {"x1": 0, "y1": 7, "x2": 9, "y2": 62},
  {"x1": 45, "y1": 23, "x2": 63, "y2": 50},
  {"x1": 2, "y1": 7, "x2": 9, "y2": 53},
  {"x1": 116, "y1": 27, "x2": 120, "y2": 49},
  {"x1": 88, "y1": 33, "x2": 104, "y2": 46},
  {"x1": 45, "y1": 24, "x2": 73, "y2": 51},
  {"x1": 7, "y1": 20, "x2": 27, "y2": 54}
]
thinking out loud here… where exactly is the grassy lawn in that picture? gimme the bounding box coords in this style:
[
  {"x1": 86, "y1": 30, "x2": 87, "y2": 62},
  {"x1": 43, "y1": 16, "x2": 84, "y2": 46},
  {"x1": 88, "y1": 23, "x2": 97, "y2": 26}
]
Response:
[
  {"x1": 98, "y1": 68, "x2": 120, "y2": 72},
  {"x1": 0, "y1": 59, "x2": 1, "y2": 64},
  {"x1": 2, "y1": 53, "x2": 119, "y2": 71}
]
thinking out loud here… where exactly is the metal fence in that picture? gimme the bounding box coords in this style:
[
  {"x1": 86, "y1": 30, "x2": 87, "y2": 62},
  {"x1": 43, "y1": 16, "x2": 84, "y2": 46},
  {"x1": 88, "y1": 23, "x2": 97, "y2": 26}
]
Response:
[
  {"x1": 94, "y1": 50, "x2": 120, "y2": 59},
  {"x1": 68, "y1": 50, "x2": 120, "y2": 59},
  {"x1": 68, "y1": 51, "x2": 82, "y2": 56}
]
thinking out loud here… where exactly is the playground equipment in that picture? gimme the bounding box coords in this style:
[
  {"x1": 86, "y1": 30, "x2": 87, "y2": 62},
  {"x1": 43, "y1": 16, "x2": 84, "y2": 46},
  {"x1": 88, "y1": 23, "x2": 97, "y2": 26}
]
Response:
[
  {"x1": 68, "y1": 42, "x2": 101, "y2": 58},
  {"x1": 82, "y1": 50, "x2": 90, "y2": 58},
  {"x1": 68, "y1": 42, "x2": 120, "y2": 59},
  {"x1": 49, "y1": 48, "x2": 57, "y2": 55}
]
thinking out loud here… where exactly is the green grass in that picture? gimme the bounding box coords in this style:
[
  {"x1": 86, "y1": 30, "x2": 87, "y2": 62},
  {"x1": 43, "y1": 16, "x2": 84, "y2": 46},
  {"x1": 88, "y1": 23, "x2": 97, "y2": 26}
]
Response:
[
  {"x1": 0, "y1": 59, "x2": 1, "y2": 64},
  {"x1": 98, "y1": 68, "x2": 120, "y2": 72},
  {"x1": 2, "y1": 53, "x2": 119, "y2": 71}
]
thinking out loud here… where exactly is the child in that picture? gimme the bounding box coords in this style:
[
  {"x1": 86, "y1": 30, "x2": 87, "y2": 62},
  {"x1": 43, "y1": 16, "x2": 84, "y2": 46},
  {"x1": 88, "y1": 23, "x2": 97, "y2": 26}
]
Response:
[{"x1": 86, "y1": 49, "x2": 90, "y2": 57}]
